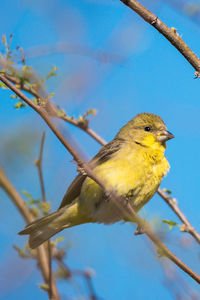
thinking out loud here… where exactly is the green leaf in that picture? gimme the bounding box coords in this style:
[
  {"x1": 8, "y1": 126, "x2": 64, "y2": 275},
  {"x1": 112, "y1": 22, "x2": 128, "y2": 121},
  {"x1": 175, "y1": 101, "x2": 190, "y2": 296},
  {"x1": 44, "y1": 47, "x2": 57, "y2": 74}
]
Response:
[
  {"x1": 14, "y1": 101, "x2": 26, "y2": 109},
  {"x1": 2, "y1": 34, "x2": 7, "y2": 48},
  {"x1": 162, "y1": 188, "x2": 172, "y2": 195},
  {"x1": 22, "y1": 191, "x2": 40, "y2": 204},
  {"x1": 0, "y1": 82, "x2": 8, "y2": 89},
  {"x1": 11, "y1": 94, "x2": 18, "y2": 99},
  {"x1": 22, "y1": 190, "x2": 37, "y2": 203},
  {"x1": 13, "y1": 245, "x2": 31, "y2": 258},
  {"x1": 51, "y1": 236, "x2": 64, "y2": 247},
  {"x1": 46, "y1": 92, "x2": 55, "y2": 100},
  {"x1": 22, "y1": 65, "x2": 32, "y2": 73},
  {"x1": 46, "y1": 66, "x2": 58, "y2": 80},
  {"x1": 162, "y1": 219, "x2": 178, "y2": 230},
  {"x1": 39, "y1": 283, "x2": 49, "y2": 291},
  {"x1": 56, "y1": 108, "x2": 66, "y2": 117},
  {"x1": 32, "y1": 97, "x2": 38, "y2": 105},
  {"x1": 82, "y1": 109, "x2": 97, "y2": 119},
  {"x1": 2, "y1": 34, "x2": 14, "y2": 60},
  {"x1": 55, "y1": 236, "x2": 64, "y2": 243},
  {"x1": 39, "y1": 202, "x2": 51, "y2": 215},
  {"x1": 29, "y1": 206, "x2": 40, "y2": 217}
]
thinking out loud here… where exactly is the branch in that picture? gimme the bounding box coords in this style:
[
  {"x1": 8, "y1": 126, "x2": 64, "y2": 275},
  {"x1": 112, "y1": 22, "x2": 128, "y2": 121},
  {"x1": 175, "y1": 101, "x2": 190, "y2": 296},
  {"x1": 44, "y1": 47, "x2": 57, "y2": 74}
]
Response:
[
  {"x1": 157, "y1": 189, "x2": 200, "y2": 244},
  {"x1": 120, "y1": 0, "x2": 200, "y2": 77},
  {"x1": 2, "y1": 73, "x2": 41, "y2": 99},
  {"x1": 35, "y1": 132, "x2": 46, "y2": 202},
  {"x1": 0, "y1": 166, "x2": 33, "y2": 224},
  {"x1": 55, "y1": 256, "x2": 98, "y2": 300},
  {"x1": 60, "y1": 115, "x2": 107, "y2": 146},
  {"x1": 2, "y1": 72, "x2": 107, "y2": 145},
  {"x1": 1, "y1": 74, "x2": 200, "y2": 284},
  {"x1": 0, "y1": 165, "x2": 60, "y2": 300},
  {"x1": 35, "y1": 132, "x2": 54, "y2": 299}
]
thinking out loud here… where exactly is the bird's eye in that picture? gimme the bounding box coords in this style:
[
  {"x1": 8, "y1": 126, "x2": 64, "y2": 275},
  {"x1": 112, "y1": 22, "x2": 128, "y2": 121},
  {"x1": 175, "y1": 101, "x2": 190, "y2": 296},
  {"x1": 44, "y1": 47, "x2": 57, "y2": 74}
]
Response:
[{"x1": 144, "y1": 126, "x2": 151, "y2": 132}]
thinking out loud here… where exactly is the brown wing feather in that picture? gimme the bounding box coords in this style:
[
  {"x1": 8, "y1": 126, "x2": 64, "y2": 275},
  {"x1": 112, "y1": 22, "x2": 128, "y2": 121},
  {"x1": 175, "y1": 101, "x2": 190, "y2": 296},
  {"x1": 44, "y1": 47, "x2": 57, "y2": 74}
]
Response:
[
  {"x1": 91, "y1": 137, "x2": 124, "y2": 165},
  {"x1": 59, "y1": 174, "x2": 86, "y2": 208},
  {"x1": 59, "y1": 137, "x2": 125, "y2": 209}
]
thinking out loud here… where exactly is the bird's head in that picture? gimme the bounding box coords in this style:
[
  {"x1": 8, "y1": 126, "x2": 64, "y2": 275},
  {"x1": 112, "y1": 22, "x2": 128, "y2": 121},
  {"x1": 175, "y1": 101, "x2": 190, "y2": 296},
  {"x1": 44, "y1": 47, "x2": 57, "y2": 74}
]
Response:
[{"x1": 117, "y1": 113, "x2": 174, "y2": 151}]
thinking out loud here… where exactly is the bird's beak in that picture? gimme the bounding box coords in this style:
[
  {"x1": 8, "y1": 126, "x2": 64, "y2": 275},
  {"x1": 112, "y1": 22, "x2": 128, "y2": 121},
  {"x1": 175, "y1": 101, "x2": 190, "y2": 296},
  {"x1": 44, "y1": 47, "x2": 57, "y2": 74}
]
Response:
[{"x1": 157, "y1": 130, "x2": 175, "y2": 142}]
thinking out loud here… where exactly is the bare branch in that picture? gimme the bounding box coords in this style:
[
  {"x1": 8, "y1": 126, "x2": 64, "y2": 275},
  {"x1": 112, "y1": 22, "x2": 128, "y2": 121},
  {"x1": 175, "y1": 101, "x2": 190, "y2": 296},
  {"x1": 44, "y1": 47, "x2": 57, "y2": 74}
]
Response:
[
  {"x1": 1, "y1": 74, "x2": 200, "y2": 284},
  {"x1": 60, "y1": 115, "x2": 107, "y2": 146},
  {"x1": 35, "y1": 132, "x2": 46, "y2": 202},
  {"x1": 55, "y1": 257, "x2": 99, "y2": 300},
  {"x1": 120, "y1": 0, "x2": 200, "y2": 76},
  {"x1": 0, "y1": 165, "x2": 60, "y2": 299},
  {"x1": 0, "y1": 166, "x2": 34, "y2": 224},
  {"x1": 35, "y1": 132, "x2": 54, "y2": 299},
  {"x1": 157, "y1": 189, "x2": 200, "y2": 244},
  {"x1": 1, "y1": 72, "x2": 107, "y2": 146}
]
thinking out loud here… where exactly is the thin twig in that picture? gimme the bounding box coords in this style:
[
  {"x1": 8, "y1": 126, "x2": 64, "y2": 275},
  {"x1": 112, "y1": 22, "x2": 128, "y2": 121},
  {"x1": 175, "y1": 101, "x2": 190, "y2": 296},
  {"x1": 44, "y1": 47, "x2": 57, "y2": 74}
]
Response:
[
  {"x1": 82, "y1": 270, "x2": 98, "y2": 300},
  {"x1": 72, "y1": 270, "x2": 98, "y2": 300},
  {"x1": 120, "y1": 0, "x2": 200, "y2": 76},
  {"x1": 0, "y1": 166, "x2": 34, "y2": 223},
  {"x1": 157, "y1": 189, "x2": 200, "y2": 244},
  {"x1": 55, "y1": 257, "x2": 98, "y2": 300},
  {"x1": 1, "y1": 72, "x2": 107, "y2": 146},
  {"x1": 35, "y1": 132, "x2": 53, "y2": 299},
  {"x1": 60, "y1": 115, "x2": 107, "y2": 146},
  {"x1": 161, "y1": 259, "x2": 199, "y2": 300},
  {"x1": 47, "y1": 244, "x2": 53, "y2": 300},
  {"x1": 0, "y1": 165, "x2": 60, "y2": 300},
  {"x1": 1, "y1": 75, "x2": 200, "y2": 284},
  {"x1": 35, "y1": 132, "x2": 46, "y2": 202},
  {"x1": 2, "y1": 73, "x2": 41, "y2": 99}
]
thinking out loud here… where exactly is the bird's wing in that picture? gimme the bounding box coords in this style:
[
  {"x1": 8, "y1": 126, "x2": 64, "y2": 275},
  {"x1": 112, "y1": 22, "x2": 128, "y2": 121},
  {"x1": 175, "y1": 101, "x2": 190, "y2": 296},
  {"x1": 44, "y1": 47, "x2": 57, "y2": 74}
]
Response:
[
  {"x1": 59, "y1": 173, "x2": 86, "y2": 208},
  {"x1": 91, "y1": 137, "x2": 124, "y2": 165},
  {"x1": 59, "y1": 137, "x2": 125, "y2": 209}
]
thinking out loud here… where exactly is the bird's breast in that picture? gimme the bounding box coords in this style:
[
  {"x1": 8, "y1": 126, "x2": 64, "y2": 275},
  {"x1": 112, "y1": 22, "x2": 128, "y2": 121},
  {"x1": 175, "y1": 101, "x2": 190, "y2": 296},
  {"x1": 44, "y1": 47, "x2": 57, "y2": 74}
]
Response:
[
  {"x1": 79, "y1": 144, "x2": 170, "y2": 223},
  {"x1": 93, "y1": 145, "x2": 169, "y2": 210}
]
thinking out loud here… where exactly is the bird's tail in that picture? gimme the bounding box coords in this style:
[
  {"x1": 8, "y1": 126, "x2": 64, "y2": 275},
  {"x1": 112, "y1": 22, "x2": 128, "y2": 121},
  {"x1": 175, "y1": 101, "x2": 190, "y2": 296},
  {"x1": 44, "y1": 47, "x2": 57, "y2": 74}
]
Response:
[{"x1": 19, "y1": 202, "x2": 88, "y2": 249}]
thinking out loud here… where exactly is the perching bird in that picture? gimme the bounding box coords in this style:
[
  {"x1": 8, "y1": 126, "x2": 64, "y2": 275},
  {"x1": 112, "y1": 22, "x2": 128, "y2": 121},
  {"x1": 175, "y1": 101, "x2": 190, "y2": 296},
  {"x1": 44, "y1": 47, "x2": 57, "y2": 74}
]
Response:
[{"x1": 19, "y1": 113, "x2": 174, "y2": 248}]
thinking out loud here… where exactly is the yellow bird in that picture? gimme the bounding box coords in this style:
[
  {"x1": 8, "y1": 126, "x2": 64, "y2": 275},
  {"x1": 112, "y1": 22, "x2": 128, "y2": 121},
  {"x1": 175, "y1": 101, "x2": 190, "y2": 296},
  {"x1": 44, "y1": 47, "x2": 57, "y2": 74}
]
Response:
[{"x1": 19, "y1": 113, "x2": 174, "y2": 248}]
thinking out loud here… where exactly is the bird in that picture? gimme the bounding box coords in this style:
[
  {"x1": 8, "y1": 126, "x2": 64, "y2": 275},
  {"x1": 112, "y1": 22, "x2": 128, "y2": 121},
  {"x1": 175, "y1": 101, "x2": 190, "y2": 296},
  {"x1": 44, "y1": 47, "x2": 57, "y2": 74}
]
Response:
[{"x1": 19, "y1": 113, "x2": 174, "y2": 248}]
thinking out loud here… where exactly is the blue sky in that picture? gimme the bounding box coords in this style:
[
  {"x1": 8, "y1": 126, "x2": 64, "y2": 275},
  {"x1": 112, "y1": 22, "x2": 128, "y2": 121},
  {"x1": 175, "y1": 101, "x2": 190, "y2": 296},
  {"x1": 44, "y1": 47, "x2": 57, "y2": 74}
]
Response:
[{"x1": 1, "y1": 0, "x2": 200, "y2": 299}]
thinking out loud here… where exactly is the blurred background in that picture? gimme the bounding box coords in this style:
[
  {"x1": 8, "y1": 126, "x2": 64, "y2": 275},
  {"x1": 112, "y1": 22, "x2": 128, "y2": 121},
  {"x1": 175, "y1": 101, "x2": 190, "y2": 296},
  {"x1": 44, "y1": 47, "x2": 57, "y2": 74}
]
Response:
[{"x1": 1, "y1": 0, "x2": 200, "y2": 299}]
